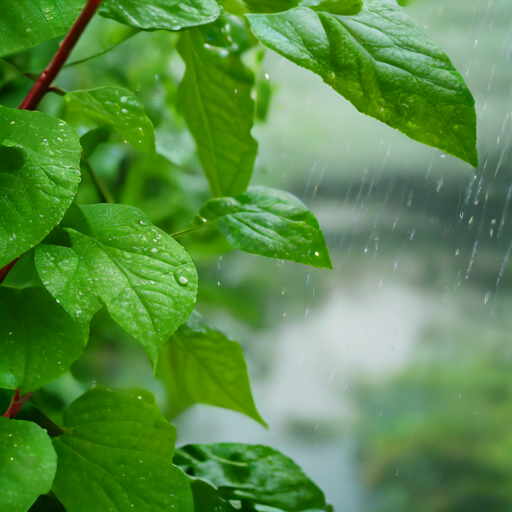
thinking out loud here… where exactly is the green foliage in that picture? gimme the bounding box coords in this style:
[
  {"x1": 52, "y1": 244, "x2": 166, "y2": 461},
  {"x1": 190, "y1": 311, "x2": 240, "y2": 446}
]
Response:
[
  {"x1": 197, "y1": 186, "x2": 332, "y2": 268},
  {"x1": 0, "y1": 417, "x2": 57, "y2": 512},
  {"x1": 157, "y1": 311, "x2": 266, "y2": 425},
  {"x1": 52, "y1": 386, "x2": 193, "y2": 512},
  {"x1": 0, "y1": 106, "x2": 81, "y2": 268},
  {"x1": 248, "y1": 0, "x2": 478, "y2": 166},
  {"x1": 0, "y1": 1, "x2": 84, "y2": 57},
  {"x1": 99, "y1": 0, "x2": 220, "y2": 31},
  {"x1": 34, "y1": 204, "x2": 198, "y2": 367},
  {"x1": 177, "y1": 17, "x2": 258, "y2": 197},
  {"x1": 0, "y1": 0, "x2": 478, "y2": 509},
  {"x1": 64, "y1": 87, "x2": 156, "y2": 155},
  {"x1": 175, "y1": 443, "x2": 327, "y2": 511},
  {"x1": 0, "y1": 287, "x2": 88, "y2": 393}
]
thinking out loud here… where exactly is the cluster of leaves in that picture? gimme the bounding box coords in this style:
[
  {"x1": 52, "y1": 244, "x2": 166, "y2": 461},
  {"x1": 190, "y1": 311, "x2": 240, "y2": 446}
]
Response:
[{"x1": 0, "y1": 0, "x2": 477, "y2": 511}]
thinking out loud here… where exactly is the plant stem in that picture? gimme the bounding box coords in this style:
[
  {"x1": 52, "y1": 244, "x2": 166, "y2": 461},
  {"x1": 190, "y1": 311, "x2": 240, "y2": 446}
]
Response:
[
  {"x1": 83, "y1": 160, "x2": 115, "y2": 204},
  {"x1": 19, "y1": 0, "x2": 103, "y2": 110},
  {"x1": 171, "y1": 222, "x2": 211, "y2": 238},
  {"x1": 0, "y1": 0, "x2": 102, "y2": 286},
  {"x1": 3, "y1": 389, "x2": 34, "y2": 420},
  {"x1": 0, "y1": 258, "x2": 19, "y2": 286}
]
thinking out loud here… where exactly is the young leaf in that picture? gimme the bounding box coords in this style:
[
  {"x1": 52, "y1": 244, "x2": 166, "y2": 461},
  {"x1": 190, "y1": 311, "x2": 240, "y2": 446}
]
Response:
[
  {"x1": 175, "y1": 443, "x2": 326, "y2": 511},
  {"x1": 177, "y1": 19, "x2": 258, "y2": 197},
  {"x1": 65, "y1": 87, "x2": 155, "y2": 154},
  {"x1": 0, "y1": 0, "x2": 84, "y2": 57},
  {"x1": 197, "y1": 186, "x2": 332, "y2": 268},
  {"x1": 0, "y1": 418, "x2": 57, "y2": 512},
  {"x1": 51, "y1": 386, "x2": 193, "y2": 512},
  {"x1": 248, "y1": 0, "x2": 478, "y2": 166},
  {"x1": 0, "y1": 106, "x2": 81, "y2": 268},
  {"x1": 0, "y1": 286, "x2": 89, "y2": 393},
  {"x1": 34, "y1": 204, "x2": 198, "y2": 367},
  {"x1": 156, "y1": 311, "x2": 267, "y2": 427},
  {"x1": 99, "y1": 0, "x2": 220, "y2": 31}
]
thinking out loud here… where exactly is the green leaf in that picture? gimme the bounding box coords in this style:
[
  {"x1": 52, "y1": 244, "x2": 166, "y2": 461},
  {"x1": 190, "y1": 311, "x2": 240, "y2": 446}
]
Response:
[
  {"x1": 218, "y1": 0, "x2": 299, "y2": 14},
  {"x1": 177, "y1": 20, "x2": 258, "y2": 197},
  {"x1": 51, "y1": 386, "x2": 193, "y2": 512},
  {"x1": 34, "y1": 204, "x2": 198, "y2": 367},
  {"x1": 157, "y1": 311, "x2": 267, "y2": 426},
  {"x1": 0, "y1": 286, "x2": 89, "y2": 393},
  {"x1": 0, "y1": 417, "x2": 57, "y2": 512},
  {"x1": 175, "y1": 443, "x2": 326, "y2": 511},
  {"x1": 248, "y1": 0, "x2": 478, "y2": 166},
  {"x1": 188, "y1": 478, "x2": 237, "y2": 512},
  {"x1": 0, "y1": 106, "x2": 81, "y2": 269},
  {"x1": 219, "y1": 0, "x2": 361, "y2": 14},
  {"x1": 0, "y1": 1, "x2": 84, "y2": 57},
  {"x1": 65, "y1": 87, "x2": 155, "y2": 155},
  {"x1": 79, "y1": 126, "x2": 114, "y2": 161},
  {"x1": 301, "y1": 0, "x2": 362, "y2": 14},
  {"x1": 99, "y1": 0, "x2": 220, "y2": 31},
  {"x1": 197, "y1": 186, "x2": 332, "y2": 268}
]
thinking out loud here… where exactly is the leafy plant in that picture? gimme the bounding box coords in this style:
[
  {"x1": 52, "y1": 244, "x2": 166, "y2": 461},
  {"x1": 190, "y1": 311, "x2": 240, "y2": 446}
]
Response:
[{"x1": 0, "y1": 0, "x2": 477, "y2": 510}]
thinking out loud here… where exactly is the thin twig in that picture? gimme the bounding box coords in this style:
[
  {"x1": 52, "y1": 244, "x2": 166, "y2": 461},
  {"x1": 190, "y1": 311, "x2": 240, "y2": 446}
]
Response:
[
  {"x1": 83, "y1": 160, "x2": 115, "y2": 204},
  {"x1": 171, "y1": 221, "x2": 211, "y2": 238},
  {"x1": 3, "y1": 389, "x2": 34, "y2": 419}
]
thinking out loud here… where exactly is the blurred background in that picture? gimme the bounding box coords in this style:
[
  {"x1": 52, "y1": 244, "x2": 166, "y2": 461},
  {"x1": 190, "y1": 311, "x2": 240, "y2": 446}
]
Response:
[{"x1": 2, "y1": 1, "x2": 512, "y2": 510}]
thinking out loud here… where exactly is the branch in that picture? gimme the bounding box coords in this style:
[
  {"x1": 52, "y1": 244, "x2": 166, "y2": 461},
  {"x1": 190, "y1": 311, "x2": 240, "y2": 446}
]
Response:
[
  {"x1": 19, "y1": 0, "x2": 103, "y2": 110},
  {"x1": 3, "y1": 389, "x2": 34, "y2": 420},
  {"x1": 0, "y1": 258, "x2": 19, "y2": 285}
]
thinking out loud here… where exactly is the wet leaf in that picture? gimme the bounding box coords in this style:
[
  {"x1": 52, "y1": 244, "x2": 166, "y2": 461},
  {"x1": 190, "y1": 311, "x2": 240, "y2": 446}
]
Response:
[
  {"x1": 0, "y1": 0, "x2": 84, "y2": 57},
  {"x1": 175, "y1": 443, "x2": 326, "y2": 511},
  {"x1": 157, "y1": 312, "x2": 267, "y2": 426},
  {"x1": 0, "y1": 417, "x2": 57, "y2": 512},
  {"x1": 99, "y1": 0, "x2": 220, "y2": 31},
  {"x1": 178, "y1": 21, "x2": 258, "y2": 197},
  {"x1": 52, "y1": 386, "x2": 193, "y2": 512},
  {"x1": 248, "y1": 0, "x2": 478, "y2": 166},
  {"x1": 0, "y1": 106, "x2": 81, "y2": 269},
  {"x1": 0, "y1": 286, "x2": 89, "y2": 393},
  {"x1": 197, "y1": 186, "x2": 332, "y2": 269},
  {"x1": 218, "y1": 0, "x2": 299, "y2": 14},
  {"x1": 34, "y1": 204, "x2": 198, "y2": 367},
  {"x1": 65, "y1": 87, "x2": 155, "y2": 155}
]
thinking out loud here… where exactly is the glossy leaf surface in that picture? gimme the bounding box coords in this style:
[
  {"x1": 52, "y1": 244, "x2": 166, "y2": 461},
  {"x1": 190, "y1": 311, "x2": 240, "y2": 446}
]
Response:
[
  {"x1": 0, "y1": 286, "x2": 88, "y2": 393},
  {"x1": 248, "y1": 0, "x2": 478, "y2": 166},
  {"x1": 65, "y1": 88, "x2": 155, "y2": 155},
  {"x1": 188, "y1": 478, "x2": 237, "y2": 512},
  {"x1": 0, "y1": 106, "x2": 81, "y2": 268},
  {"x1": 99, "y1": 0, "x2": 220, "y2": 31},
  {"x1": 219, "y1": 0, "x2": 299, "y2": 14},
  {"x1": 175, "y1": 443, "x2": 326, "y2": 511},
  {"x1": 157, "y1": 312, "x2": 266, "y2": 426},
  {"x1": 35, "y1": 204, "x2": 198, "y2": 367},
  {"x1": 0, "y1": 0, "x2": 84, "y2": 57},
  {"x1": 0, "y1": 418, "x2": 57, "y2": 512},
  {"x1": 178, "y1": 20, "x2": 258, "y2": 197},
  {"x1": 198, "y1": 186, "x2": 332, "y2": 268},
  {"x1": 52, "y1": 386, "x2": 193, "y2": 512}
]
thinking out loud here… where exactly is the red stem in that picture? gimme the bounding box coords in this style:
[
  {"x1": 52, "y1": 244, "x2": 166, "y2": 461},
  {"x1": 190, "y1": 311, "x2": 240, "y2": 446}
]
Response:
[
  {"x1": 0, "y1": 258, "x2": 19, "y2": 285},
  {"x1": 1, "y1": 0, "x2": 103, "y2": 419},
  {"x1": 19, "y1": 0, "x2": 103, "y2": 110},
  {"x1": 3, "y1": 389, "x2": 33, "y2": 419}
]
